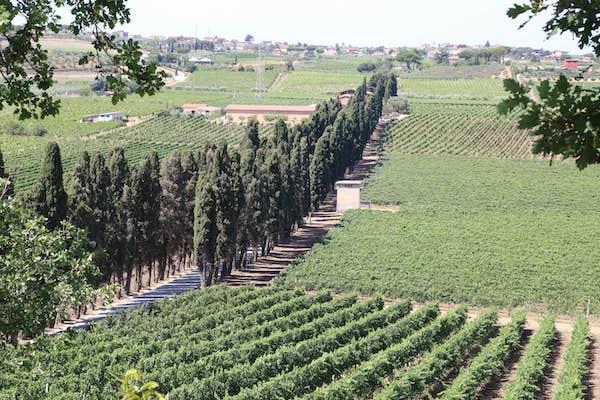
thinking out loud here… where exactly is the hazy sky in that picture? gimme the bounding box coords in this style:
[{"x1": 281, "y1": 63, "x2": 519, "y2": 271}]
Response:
[{"x1": 116, "y1": 0, "x2": 586, "y2": 53}]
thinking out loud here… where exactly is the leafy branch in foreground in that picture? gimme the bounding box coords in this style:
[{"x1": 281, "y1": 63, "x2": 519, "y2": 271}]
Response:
[
  {"x1": 500, "y1": 0, "x2": 600, "y2": 169},
  {"x1": 0, "y1": 1, "x2": 165, "y2": 120},
  {"x1": 118, "y1": 369, "x2": 165, "y2": 400}
]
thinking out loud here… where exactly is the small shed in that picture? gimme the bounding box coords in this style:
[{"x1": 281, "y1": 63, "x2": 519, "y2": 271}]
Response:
[{"x1": 335, "y1": 180, "x2": 364, "y2": 213}]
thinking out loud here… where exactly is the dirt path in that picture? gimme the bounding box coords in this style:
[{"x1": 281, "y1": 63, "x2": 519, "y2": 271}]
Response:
[
  {"x1": 587, "y1": 338, "x2": 600, "y2": 399},
  {"x1": 540, "y1": 330, "x2": 571, "y2": 400},
  {"x1": 45, "y1": 267, "x2": 200, "y2": 335},
  {"x1": 479, "y1": 329, "x2": 534, "y2": 399}
]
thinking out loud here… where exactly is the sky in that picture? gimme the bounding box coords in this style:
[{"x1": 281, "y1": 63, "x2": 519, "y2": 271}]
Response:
[{"x1": 115, "y1": 0, "x2": 586, "y2": 53}]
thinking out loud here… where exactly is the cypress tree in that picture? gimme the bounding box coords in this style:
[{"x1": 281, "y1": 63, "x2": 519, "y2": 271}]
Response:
[
  {"x1": 261, "y1": 146, "x2": 284, "y2": 250},
  {"x1": 107, "y1": 148, "x2": 130, "y2": 291},
  {"x1": 230, "y1": 150, "x2": 246, "y2": 269},
  {"x1": 181, "y1": 152, "x2": 199, "y2": 270},
  {"x1": 289, "y1": 132, "x2": 309, "y2": 227},
  {"x1": 310, "y1": 127, "x2": 333, "y2": 211},
  {"x1": 67, "y1": 151, "x2": 93, "y2": 232},
  {"x1": 194, "y1": 150, "x2": 218, "y2": 287},
  {"x1": 147, "y1": 152, "x2": 162, "y2": 284},
  {"x1": 385, "y1": 73, "x2": 397, "y2": 99},
  {"x1": 89, "y1": 152, "x2": 112, "y2": 281},
  {"x1": 239, "y1": 119, "x2": 264, "y2": 261},
  {"x1": 32, "y1": 142, "x2": 67, "y2": 229},
  {"x1": 159, "y1": 152, "x2": 186, "y2": 279},
  {"x1": 213, "y1": 144, "x2": 235, "y2": 279}
]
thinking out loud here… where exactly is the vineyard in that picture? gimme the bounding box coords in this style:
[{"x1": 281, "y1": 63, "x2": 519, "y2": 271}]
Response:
[
  {"x1": 0, "y1": 286, "x2": 593, "y2": 399},
  {"x1": 282, "y1": 153, "x2": 600, "y2": 314},
  {"x1": 399, "y1": 78, "x2": 505, "y2": 100},
  {"x1": 397, "y1": 64, "x2": 505, "y2": 79},
  {"x1": 2, "y1": 115, "x2": 273, "y2": 191},
  {"x1": 384, "y1": 103, "x2": 532, "y2": 158}
]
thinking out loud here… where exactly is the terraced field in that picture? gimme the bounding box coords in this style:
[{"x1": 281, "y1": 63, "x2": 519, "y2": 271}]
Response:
[
  {"x1": 3, "y1": 116, "x2": 272, "y2": 191},
  {"x1": 0, "y1": 286, "x2": 592, "y2": 399},
  {"x1": 385, "y1": 103, "x2": 531, "y2": 158}
]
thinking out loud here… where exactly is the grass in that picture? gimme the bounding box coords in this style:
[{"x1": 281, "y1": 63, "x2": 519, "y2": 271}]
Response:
[
  {"x1": 281, "y1": 154, "x2": 600, "y2": 314},
  {"x1": 265, "y1": 70, "x2": 363, "y2": 103}
]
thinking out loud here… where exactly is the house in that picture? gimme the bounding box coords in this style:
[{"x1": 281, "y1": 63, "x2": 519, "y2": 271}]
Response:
[
  {"x1": 181, "y1": 103, "x2": 219, "y2": 116},
  {"x1": 224, "y1": 104, "x2": 316, "y2": 123},
  {"x1": 190, "y1": 56, "x2": 214, "y2": 65},
  {"x1": 81, "y1": 111, "x2": 126, "y2": 123},
  {"x1": 563, "y1": 58, "x2": 580, "y2": 71},
  {"x1": 337, "y1": 89, "x2": 356, "y2": 106}
]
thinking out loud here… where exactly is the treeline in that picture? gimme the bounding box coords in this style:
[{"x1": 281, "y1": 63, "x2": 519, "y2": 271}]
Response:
[{"x1": 0, "y1": 72, "x2": 395, "y2": 341}]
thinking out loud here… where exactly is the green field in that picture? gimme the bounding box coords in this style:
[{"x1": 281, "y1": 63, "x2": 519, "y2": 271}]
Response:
[
  {"x1": 282, "y1": 156, "x2": 600, "y2": 313},
  {"x1": 385, "y1": 102, "x2": 531, "y2": 158},
  {"x1": 265, "y1": 70, "x2": 363, "y2": 103},
  {"x1": 176, "y1": 68, "x2": 280, "y2": 92},
  {"x1": 0, "y1": 285, "x2": 588, "y2": 399},
  {"x1": 399, "y1": 78, "x2": 505, "y2": 100}
]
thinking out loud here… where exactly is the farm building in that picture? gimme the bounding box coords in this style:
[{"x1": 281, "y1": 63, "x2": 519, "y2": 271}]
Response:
[
  {"x1": 224, "y1": 104, "x2": 316, "y2": 123},
  {"x1": 81, "y1": 111, "x2": 126, "y2": 123},
  {"x1": 189, "y1": 57, "x2": 214, "y2": 65},
  {"x1": 181, "y1": 103, "x2": 219, "y2": 116},
  {"x1": 563, "y1": 58, "x2": 580, "y2": 71}
]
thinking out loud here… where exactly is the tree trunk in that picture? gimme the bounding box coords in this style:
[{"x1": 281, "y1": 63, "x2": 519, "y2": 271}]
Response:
[{"x1": 125, "y1": 267, "x2": 133, "y2": 295}]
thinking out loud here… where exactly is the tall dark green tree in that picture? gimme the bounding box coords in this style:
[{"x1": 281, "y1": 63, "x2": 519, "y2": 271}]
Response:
[
  {"x1": 107, "y1": 148, "x2": 131, "y2": 291},
  {"x1": 89, "y1": 152, "x2": 112, "y2": 280},
  {"x1": 32, "y1": 142, "x2": 67, "y2": 230},
  {"x1": 67, "y1": 151, "x2": 93, "y2": 234},
  {"x1": 181, "y1": 152, "x2": 199, "y2": 271},
  {"x1": 239, "y1": 119, "x2": 264, "y2": 262},
  {"x1": 159, "y1": 153, "x2": 186, "y2": 279},
  {"x1": 310, "y1": 127, "x2": 333, "y2": 211},
  {"x1": 213, "y1": 144, "x2": 236, "y2": 279},
  {"x1": 194, "y1": 151, "x2": 218, "y2": 287}
]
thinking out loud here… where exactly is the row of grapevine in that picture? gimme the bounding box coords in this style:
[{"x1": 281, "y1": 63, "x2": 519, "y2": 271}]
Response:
[
  {"x1": 0, "y1": 285, "x2": 594, "y2": 399},
  {"x1": 502, "y1": 315, "x2": 557, "y2": 399},
  {"x1": 438, "y1": 310, "x2": 527, "y2": 399},
  {"x1": 372, "y1": 309, "x2": 499, "y2": 400},
  {"x1": 383, "y1": 102, "x2": 533, "y2": 159},
  {"x1": 554, "y1": 317, "x2": 592, "y2": 399}
]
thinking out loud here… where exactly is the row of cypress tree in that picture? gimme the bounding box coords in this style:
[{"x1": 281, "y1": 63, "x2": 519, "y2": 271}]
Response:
[
  {"x1": 26, "y1": 144, "x2": 203, "y2": 294},
  {"x1": 18, "y1": 71, "x2": 396, "y2": 290},
  {"x1": 193, "y1": 72, "x2": 396, "y2": 286}
]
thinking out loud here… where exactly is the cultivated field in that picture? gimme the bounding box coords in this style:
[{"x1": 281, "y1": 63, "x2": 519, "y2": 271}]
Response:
[
  {"x1": 0, "y1": 286, "x2": 591, "y2": 400},
  {"x1": 281, "y1": 96, "x2": 600, "y2": 314},
  {"x1": 384, "y1": 102, "x2": 531, "y2": 158},
  {"x1": 400, "y1": 78, "x2": 505, "y2": 100},
  {"x1": 2, "y1": 115, "x2": 273, "y2": 191}
]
